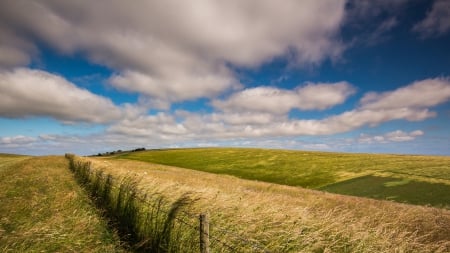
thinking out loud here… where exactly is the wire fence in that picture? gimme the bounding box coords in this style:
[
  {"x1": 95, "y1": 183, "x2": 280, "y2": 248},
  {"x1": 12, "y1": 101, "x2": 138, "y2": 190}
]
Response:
[{"x1": 65, "y1": 154, "x2": 271, "y2": 252}]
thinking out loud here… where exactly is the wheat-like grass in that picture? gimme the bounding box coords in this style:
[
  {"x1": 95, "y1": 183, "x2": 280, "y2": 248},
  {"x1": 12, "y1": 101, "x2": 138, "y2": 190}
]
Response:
[
  {"x1": 0, "y1": 155, "x2": 125, "y2": 252},
  {"x1": 88, "y1": 157, "x2": 450, "y2": 252}
]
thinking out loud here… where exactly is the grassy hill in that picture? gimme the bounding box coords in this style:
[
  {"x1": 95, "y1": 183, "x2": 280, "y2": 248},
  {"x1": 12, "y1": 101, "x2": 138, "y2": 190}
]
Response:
[
  {"x1": 117, "y1": 148, "x2": 450, "y2": 208},
  {"x1": 88, "y1": 156, "x2": 450, "y2": 252},
  {"x1": 2, "y1": 150, "x2": 449, "y2": 252},
  {"x1": 0, "y1": 154, "x2": 125, "y2": 252}
]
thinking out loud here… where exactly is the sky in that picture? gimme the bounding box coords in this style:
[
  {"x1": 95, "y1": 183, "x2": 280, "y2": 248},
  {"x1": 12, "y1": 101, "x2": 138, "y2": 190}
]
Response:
[{"x1": 0, "y1": 0, "x2": 450, "y2": 156}]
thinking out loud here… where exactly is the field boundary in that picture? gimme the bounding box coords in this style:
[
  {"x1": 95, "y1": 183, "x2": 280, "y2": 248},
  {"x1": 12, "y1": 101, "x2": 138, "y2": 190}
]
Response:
[{"x1": 65, "y1": 154, "x2": 271, "y2": 252}]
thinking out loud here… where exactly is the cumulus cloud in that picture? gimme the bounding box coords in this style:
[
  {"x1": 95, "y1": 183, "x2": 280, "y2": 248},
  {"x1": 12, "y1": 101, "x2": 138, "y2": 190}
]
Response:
[
  {"x1": 358, "y1": 130, "x2": 424, "y2": 144},
  {"x1": 0, "y1": 135, "x2": 37, "y2": 146},
  {"x1": 212, "y1": 82, "x2": 355, "y2": 114},
  {"x1": 109, "y1": 68, "x2": 239, "y2": 109},
  {"x1": 413, "y1": 0, "x2": 450, "y2": 37},
  {"x1": 359, "y1": 77, "x2": 450, "y2": 110},
  {"x1": 107, "y1": 113, "x2": 188, "y2": 140},
  {"x1": 0, "y1": 68, "x2": 123, "y2": 123},
  {"x1": 106, "y1": 78, "x2": 450, "y2": 141},
  {"x1": 0, "y1": 0, "x2": 346, "y2": 104}
]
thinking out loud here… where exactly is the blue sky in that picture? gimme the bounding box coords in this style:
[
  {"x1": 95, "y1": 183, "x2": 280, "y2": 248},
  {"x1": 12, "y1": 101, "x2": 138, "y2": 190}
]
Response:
[{"x1": 1, "y1": 0, "x2": 450, "y2": 156}]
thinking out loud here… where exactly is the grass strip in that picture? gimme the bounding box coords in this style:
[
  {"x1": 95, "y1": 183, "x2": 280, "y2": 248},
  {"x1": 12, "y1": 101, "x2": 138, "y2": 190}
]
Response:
[
  {"x1": 65, "y1": 154, "x2": 199, "y2": 253},
  {"x1": 0, "y1": 155, "x2": 123, "y2": 252}
]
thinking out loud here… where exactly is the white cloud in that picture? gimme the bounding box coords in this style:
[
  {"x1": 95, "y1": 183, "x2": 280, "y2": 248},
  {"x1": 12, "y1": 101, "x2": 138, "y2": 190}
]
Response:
[
  {"x1": 0, "y1": 135, "x2": 37, "y2": 146},
  {"x1": 107, "y1": 113, "x2": 189, "y2": 141},
  {"x1": 360, "y1": 78, "x2": 450, "y2": 110},
  {"x1": 0, "y1": 0, "x2": 346, "y2": 104},
  {"x1": 413, "y1": 0, "x2": 450, "y2": 38},
  {"x1": 0, "y1": 68, "x2": 124, "y2": 123},
  {"x1": 109, "y1": 69, "x2": 239, "y2": 108},
  {"x1": 358, "y1": 130, "x2": 424, "y2": 144},
  {"x1": 385, "y1": 130, "x2": 424, "y2": 142},
  {"x1": 105, "y1": 78, "x2": 450, "y2": 141},
  {"x1": 212, "y1": 82, "x2": 355, "y2": 114}
]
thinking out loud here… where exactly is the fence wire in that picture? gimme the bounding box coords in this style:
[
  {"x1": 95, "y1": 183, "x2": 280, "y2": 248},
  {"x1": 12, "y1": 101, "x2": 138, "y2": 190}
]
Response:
[{"x1": 66, "y1": 154, "x2": 272, "y2": 252}]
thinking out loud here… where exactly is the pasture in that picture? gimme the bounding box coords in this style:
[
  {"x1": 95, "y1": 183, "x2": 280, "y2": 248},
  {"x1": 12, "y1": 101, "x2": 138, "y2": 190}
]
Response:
[
  {"x1": 117, "y1": 148, "x2": 450, "y2": 208},
  {"x1": 1, "y1": 150, "x2": 449, "y2": 252},
  {"x1": 0, "y1": 154, "x2": 125, "y2": 252},
  {"x1": 89, "y1": 155, "x2": 450, "y2": 252}
]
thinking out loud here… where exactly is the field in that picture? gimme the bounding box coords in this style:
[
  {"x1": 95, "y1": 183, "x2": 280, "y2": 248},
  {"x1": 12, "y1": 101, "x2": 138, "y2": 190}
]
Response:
[
  {"x1": 88, "y1": 155, "x2": 450, "y2": 252},
  {"x1": 0, "y1": 154, "x2": 125, "y2": 252},
  {"x1": 2, "y1": 149, "x2": 450, "y2": 252},
  {"x1": 117, "y1": 148, "x2": 450, "y2": 208}
]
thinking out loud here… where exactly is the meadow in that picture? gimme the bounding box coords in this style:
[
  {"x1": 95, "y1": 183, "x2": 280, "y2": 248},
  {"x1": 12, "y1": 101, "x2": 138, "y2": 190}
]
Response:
[
  {"x1": 0, "y1": 154, "x2": 125, "y2": 252},
  {"x1": 2, "y1": 149, "x2": 449, "y2": 252},
  {"x1": 117, "y1": 148, "x2": 450, "y2": 208},
  {"x1": 89, "y1": 155, "x2": 450, "y2": 252}
]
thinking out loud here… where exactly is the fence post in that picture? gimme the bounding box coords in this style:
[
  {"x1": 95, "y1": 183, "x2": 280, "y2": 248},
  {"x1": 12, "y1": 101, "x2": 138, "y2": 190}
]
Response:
[{"x1": 199, "y1": 213, "x2": 210, "y2": 253}]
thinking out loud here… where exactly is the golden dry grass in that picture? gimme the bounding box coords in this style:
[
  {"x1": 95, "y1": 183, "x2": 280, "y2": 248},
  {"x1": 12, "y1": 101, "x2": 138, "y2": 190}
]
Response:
[
  {"x1": 88, "y1": 157, "x2": 450, "y2": 252},
  {"x1": 0, "y1": 156, "x2": 126, "y2": 252}
]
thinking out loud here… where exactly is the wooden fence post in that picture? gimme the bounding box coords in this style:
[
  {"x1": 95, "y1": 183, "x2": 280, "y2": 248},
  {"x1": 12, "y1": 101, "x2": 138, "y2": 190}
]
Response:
[{"x1": 199, "y1": 213, "x2": 210, "y2": 253}]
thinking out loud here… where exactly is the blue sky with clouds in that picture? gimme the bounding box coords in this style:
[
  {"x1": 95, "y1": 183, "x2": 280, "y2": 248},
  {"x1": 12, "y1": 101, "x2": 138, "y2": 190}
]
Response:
[{"x1": 1, "y1": 0, "x2": 449, "y2": 155}]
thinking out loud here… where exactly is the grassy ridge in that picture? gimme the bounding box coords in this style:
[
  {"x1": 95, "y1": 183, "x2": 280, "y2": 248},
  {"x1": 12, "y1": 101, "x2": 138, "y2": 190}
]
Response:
[
  {"x1": 66, "y1": 154, "x2": 199, "y2": 252},
  {"x1": 118, "y1": 148, "x2": 450, "y2": 187},
  {"x1": 0, "y1": 155, "x2": 124, "y2": 252},
  {"x1": 90, "y1": 157, "x2": 450, "y2": 252},
  {"x1": 117, "y1": 148, "x2": 450, "y2": 207}
]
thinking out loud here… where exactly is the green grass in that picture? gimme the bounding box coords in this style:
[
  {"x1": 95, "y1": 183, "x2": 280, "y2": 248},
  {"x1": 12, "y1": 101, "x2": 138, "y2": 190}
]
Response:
[
  {"x1": 117, "y1": 148, "x2": 450, "y2": 207},
  {"x1": 91, "y1": 155, "x2": 450, "y2": 252},
  {"x1": 321, "y1": 175, "x2": 450, "y2": 208},
  {"x1": 0, "y1": 154, "x2": 125, "y2": 252}
]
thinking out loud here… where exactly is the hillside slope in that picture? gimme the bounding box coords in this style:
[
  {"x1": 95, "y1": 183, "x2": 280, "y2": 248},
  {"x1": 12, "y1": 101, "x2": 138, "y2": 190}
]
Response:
[
  {"x1": 0, "y1": 155, "x2": 125, "y2": 252},
  {"x1": 90, "y1": 156, "x2": 450, "y2": 252},
  {"x1": 117, "y1": 148, "x2": 450, "y2": 208}
]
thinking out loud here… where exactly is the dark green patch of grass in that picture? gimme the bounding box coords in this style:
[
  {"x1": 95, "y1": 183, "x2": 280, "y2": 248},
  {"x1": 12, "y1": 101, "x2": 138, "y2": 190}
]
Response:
[{"x1": 321, "y1": 175, "x2": 450, "y2": 208}]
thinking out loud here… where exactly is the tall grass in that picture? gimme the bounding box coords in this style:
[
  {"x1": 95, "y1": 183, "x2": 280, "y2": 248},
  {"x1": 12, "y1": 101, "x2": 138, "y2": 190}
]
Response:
[
  {"x1": 89, "y1": 156, "x2": 450, "y2": 252},
  {"x1": 0, "y1": 155, "x2": 123, "y2": 252},
  {"x1": 65, "y1": 154, "x2": 198, "y2": 252}
]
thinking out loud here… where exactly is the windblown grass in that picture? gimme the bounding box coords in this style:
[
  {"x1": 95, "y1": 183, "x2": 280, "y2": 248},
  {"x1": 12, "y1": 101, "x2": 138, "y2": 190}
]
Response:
[
  {"x1": 89, "y1": 157, "x2": 450, "y2": 252},
  {"x1": 0, "y1": 155, "x2": 124, "y2": 252},
  {"x1": 66, "y1": 154, "x2": 198, "y2": 252}
]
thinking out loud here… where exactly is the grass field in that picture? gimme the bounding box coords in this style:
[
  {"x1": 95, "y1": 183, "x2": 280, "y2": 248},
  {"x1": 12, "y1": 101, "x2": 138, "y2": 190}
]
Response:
[
  {"x1": 117, "y1": 148, "x2": 450, "y2": 208},
  {"x1": 88, "y1": 156, "x2": 450, "y2": 252},
  {"x1": 2, "y1": 149, "x2": 449, "y2": 252},
  {"x1": 0, "y1": 154, "x2": 125, "y2": 252},
  {"x1": 321, "y1": 175, "x2": 450, "y2": 208}
]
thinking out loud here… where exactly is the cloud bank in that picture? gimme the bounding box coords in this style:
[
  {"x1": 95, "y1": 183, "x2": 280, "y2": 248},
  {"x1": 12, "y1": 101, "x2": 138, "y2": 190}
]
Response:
[
  {"x1": 108, "y1": 78, "x2": 450, "y2": 140},
  {"x1": 212, "y1": 82, "x2": 355, "y2": 114},
  {"x1": 0, "y1": 68, "x2": 123, "y2": 123},
  {"x1": 0, "y1": 0, "x2": 346, "y2": 105},
  {"x1": 0, "y1": 0, "x2": 449, "y2": 155}
]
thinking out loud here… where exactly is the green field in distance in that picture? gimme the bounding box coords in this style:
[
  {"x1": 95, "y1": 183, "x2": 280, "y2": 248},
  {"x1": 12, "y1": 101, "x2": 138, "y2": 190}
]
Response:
[{"x1": 117, "y1": 148, "x2": 450, "y2": 208}]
